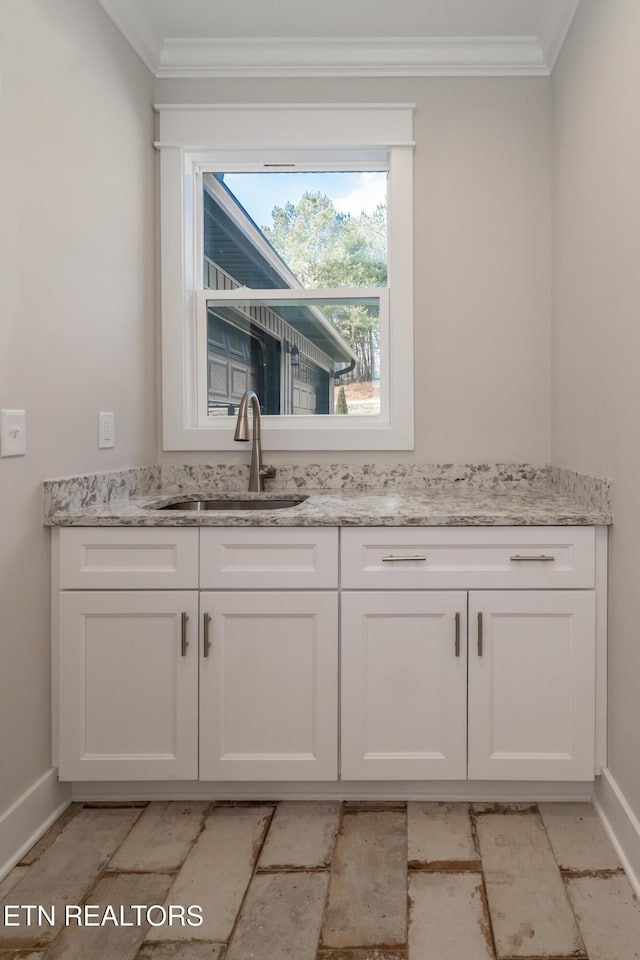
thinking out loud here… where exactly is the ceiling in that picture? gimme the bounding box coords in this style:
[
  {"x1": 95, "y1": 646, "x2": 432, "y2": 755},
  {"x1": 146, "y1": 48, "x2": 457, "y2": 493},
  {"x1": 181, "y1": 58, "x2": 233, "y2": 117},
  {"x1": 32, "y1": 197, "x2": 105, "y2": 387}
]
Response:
[{"x1": 98, "y1": 0, "x2": 581, "y2": 78}]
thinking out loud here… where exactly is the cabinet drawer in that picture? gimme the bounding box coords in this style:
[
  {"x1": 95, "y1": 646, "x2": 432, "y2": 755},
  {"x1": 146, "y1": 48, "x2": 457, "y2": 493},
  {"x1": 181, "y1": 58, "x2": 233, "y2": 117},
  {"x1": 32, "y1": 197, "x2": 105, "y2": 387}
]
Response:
[
  {"x1": 200, "y1": 527, "x2": 338, "y2": 589},
  {"x1": 341, "y1": 526, "x2": 595, "y2": 589},
  {"x1": 58, "y1": 528, "x2": 199, "y2": 589}
]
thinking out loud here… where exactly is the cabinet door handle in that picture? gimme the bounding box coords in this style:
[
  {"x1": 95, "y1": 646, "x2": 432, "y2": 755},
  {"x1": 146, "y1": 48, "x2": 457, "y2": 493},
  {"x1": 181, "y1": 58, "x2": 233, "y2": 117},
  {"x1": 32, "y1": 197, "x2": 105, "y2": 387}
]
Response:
[
  {"x1": 477, "y1": 611, "x2": 483, "y2": 657},
  {"x1": 454, "y1": 612, "x2": 460, "y2": 657},
  {"x1": 203, "y1": 613, "x2": 212, "y2": 658},
  {"x1": 181, "y1": 612, "x2": 189, "y2": 657},
  {"x1": 381, "y1": 554, "x2": 427, "y2": 562},
  {"x1": 510, "y1": 554, "x2": 555, "y2": 562}
]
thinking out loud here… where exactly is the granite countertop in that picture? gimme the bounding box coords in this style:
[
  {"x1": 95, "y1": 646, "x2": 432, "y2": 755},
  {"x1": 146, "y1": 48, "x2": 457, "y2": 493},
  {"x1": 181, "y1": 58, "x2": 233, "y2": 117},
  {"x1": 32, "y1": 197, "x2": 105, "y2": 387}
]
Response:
[{"x1": 45, "y1": 486, "x2": 611, "y2": 527}]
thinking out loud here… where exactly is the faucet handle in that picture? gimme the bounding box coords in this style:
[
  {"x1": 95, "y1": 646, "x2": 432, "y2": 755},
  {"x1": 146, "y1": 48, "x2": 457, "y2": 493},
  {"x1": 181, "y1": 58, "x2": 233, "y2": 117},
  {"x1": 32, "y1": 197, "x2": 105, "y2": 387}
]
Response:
[{"x1": 260, "y1": 465, "x2": 276, "y2": 481}]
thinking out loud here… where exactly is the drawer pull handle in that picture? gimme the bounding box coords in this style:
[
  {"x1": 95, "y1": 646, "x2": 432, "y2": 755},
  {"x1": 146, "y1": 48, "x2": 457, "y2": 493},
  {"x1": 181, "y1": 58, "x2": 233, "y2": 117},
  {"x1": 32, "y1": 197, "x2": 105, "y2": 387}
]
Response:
[
  {"x1": 203, "y1": 613, "x2": 212, "y2": 658},
  {"x1": 381, "y1": 555, "x2": 427, "y2": 562},
  {"x1": 477, "y1": 612, "x2": 483, "y2": 657},
  {"x1": 454, "y1": 612, "x2": 460, "y2": 657},
  {"x1": 180, "y1": 612, "x2": 189, "y2": 657},
  {"x1": 510, "y1": 554, "x2": 556, "y2": 562}
]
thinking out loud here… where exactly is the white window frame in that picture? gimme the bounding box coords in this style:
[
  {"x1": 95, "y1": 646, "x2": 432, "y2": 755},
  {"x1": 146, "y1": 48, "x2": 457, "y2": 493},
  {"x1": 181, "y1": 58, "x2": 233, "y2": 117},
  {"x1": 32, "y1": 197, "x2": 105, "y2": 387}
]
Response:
[{"x1": 156, "y1": 103, "x2": 415, "y2": 451}]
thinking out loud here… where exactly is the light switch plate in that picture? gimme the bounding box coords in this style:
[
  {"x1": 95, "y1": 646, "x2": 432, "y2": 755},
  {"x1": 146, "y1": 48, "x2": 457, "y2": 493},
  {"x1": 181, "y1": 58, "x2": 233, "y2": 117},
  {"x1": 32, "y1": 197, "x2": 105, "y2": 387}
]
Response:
[
  {"x1": 98, "y1": 412, "x2": 115, "y2": 449},
  {"x1": 0, "y1": 409, "x2": 26, "y2": 457}
]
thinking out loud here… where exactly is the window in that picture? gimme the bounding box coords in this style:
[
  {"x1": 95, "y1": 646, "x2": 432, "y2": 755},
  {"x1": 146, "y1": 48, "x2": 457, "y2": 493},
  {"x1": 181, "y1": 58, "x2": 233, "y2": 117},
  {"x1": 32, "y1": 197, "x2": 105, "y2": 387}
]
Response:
[
  {"x1": 156, "y1": 103, "x2": 414, "y2": 450},
  {"x1": 200, "y1": 170, "x2": 386, "y2": 420}
]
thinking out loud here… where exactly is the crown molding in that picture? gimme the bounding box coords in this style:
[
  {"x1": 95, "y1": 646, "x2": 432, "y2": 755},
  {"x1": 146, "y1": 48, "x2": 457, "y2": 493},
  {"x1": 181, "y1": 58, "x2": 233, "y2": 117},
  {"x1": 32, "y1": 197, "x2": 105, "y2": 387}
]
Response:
[
  {"x1": 156, "y1": 36, "x2": 548, "y2": 79},
  {"x1": 97, "y1": 0, "x2": 582, "y2": 79},
  {"x1": 97, "y1": 0, "x2": 164, "y2": 75},
  {"x1": 537, "y1": 0, "x2": 581, "y2": 72}
]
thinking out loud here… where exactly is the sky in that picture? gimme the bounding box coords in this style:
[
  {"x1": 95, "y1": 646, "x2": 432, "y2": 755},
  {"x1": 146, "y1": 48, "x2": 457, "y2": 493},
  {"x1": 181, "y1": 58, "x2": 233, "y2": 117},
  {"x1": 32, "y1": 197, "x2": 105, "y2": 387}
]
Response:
[{"x1": 222, "y1": 170, "x2": 387, "y2": 230}]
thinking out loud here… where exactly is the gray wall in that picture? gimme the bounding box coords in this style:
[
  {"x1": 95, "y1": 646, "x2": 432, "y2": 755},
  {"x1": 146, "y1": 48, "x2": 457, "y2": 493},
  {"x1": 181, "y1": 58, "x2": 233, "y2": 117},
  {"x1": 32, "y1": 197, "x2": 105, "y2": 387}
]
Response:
[
  {"x1": 552, "y1": 0, "x2": 640, "y2": 817},
  {"x1": 0, "y1": 0, "x2": 156, "y2": 815},
  {"x1": 155, "y1": 76, "x2": 552, "y2": 466}
]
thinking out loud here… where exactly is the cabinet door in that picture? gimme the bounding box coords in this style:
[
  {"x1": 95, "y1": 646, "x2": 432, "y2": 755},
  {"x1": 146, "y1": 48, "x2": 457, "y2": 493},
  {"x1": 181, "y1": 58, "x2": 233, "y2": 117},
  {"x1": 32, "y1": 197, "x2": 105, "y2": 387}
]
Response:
[
  {"x1": 468, "y1": 591, "x2": 596, "y2": 781},
  {"x1": 341, "y1": 591, "x2": 468, "y2": 780},
  {"x1": 58, "y1": 592, "x2": 199, "y2": 781},
  {"x1": 199, "y1": 592, "x2": 338, "y2": 780}
]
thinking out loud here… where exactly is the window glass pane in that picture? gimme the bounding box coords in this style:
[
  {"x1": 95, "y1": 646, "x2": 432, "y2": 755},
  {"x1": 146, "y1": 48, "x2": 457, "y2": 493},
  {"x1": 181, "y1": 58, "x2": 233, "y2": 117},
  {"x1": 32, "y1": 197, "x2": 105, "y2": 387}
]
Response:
[
  {"x1": 205, "y1": 296, "x2": 381, "y2": 417},
  {"x1": 202, "y1": 171, "x2": 387, "y2": 291},
  {"x1": 202, "y1": 171, "x2": 387, "y2": 420}
]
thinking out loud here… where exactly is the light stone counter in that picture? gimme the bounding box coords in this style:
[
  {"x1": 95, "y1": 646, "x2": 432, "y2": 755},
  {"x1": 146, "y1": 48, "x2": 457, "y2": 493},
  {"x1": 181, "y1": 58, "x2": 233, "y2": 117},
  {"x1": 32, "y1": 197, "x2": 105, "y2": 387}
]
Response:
[{"x1": 44, "y1": 476, "x2": 612, "y2": 527}]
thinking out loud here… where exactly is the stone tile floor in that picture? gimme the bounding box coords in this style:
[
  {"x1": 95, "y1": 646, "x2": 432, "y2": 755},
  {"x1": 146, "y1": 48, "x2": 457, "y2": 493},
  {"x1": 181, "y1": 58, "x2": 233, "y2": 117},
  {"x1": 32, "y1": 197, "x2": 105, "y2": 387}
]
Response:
[{"x1": 1, "y1": 800, "x2": 639, "y2": 959}]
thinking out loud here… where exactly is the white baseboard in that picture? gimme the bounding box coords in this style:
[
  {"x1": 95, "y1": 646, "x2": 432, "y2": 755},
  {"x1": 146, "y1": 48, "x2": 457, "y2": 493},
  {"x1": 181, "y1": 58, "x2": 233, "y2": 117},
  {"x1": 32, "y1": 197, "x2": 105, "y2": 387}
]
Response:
[
  {"x1": 0, "y1": 768, "x2": 71, "y2": 881},
  {"x1": 594, "y1": 768, "x2": 640, "y2": 898},
  {"x1": 71, "y1": 779, "x2": 594, "y2": 803}
]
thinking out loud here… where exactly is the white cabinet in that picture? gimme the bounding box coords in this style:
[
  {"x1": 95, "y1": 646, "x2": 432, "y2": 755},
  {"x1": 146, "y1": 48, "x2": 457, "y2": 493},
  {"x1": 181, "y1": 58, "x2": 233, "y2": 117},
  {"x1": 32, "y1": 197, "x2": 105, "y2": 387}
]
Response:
[
  {"x1": 58, "y1": 590, "x2": 199, "y2": 781},
  {"x1": 467, "y1": 591, "x2": 596, "y2": 781},
  {"x1": 199, "y1": 592, "x2": 338, "y2": 781},
  {"x1": 341, "y1": 592, "x2": 467, "y2": 780},
  {"x1": 53, "y1": 523, "x2": 604, "y2": 788},
  {"x1": 198, "y1": 529, "x2": 339, "y2": 781},
  {"x1": 339, "y1": 529, "x2": 602, "y2": 783},
  {"x1": 54, "y1": 527, "x2": 338, "y2": 784}
]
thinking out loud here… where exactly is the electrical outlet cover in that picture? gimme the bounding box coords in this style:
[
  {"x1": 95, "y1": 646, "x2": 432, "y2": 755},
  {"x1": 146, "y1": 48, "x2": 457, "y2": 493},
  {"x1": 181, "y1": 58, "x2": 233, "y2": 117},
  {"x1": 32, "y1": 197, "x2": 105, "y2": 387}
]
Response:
[
  {"x1": 0, "y1": 409, "x2": 26, "y2": 457},
  {"x1": 99, "y1": 412, "x2": 115, "y2": 449}
]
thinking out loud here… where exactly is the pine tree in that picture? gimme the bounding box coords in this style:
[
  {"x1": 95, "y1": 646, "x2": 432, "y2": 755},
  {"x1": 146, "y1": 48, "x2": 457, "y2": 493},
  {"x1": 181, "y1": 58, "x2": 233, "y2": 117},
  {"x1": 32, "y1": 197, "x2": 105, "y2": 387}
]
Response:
[{"x1": 263, "y1": 192, "x2": 386, "y2": 384}]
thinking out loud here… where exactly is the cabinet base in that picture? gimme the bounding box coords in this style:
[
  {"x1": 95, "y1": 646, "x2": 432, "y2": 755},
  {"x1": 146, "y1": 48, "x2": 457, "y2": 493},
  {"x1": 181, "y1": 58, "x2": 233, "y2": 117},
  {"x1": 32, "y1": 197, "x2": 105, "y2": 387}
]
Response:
[{"x1": 69, "y1": 778, "x2": 594, "y2": 804}]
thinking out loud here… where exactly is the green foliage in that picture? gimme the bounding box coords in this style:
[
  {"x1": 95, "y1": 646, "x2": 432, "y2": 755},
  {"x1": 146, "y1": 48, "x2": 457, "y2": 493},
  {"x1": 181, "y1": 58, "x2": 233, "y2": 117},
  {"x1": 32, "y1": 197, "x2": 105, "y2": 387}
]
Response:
[
  {"x1": 263, "y1": 192, "x2": 387, "y2": 289},
  {"x1": 262, "y1": 192, "x2": 386, "y2": 382},
  {"x1": 335, "y1": 385, "x2": 349, "y2": 415}
]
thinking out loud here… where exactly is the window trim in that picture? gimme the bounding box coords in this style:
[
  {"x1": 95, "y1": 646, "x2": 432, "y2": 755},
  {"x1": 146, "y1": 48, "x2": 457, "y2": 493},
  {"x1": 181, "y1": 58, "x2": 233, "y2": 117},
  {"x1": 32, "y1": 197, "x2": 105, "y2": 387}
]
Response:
[{"x1": 156, "y1": 103, "x2": 415, "y2": 451}]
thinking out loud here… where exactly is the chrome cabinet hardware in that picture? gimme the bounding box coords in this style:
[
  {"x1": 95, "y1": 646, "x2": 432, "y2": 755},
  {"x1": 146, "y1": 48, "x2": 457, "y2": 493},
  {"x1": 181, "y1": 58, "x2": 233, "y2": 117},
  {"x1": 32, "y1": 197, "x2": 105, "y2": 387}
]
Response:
[
  {"x1": 510, "y1": 554, "x2": 556, "y2": 562},
  {"x1": 381, "y1": 554, "x2": 427, "y2": 562},
  {"x1": 477, "y1": 611, "x2": 483, "y2": 657},
  {"x1": 181, "y1": 612, "x2": 189, "y2": 657},
  {"x1": 203, "y1": 612, "x2": 212, "y2": 658},
  {"x1": 454, "y1": 612, "x2": 460, "y2": 657}
]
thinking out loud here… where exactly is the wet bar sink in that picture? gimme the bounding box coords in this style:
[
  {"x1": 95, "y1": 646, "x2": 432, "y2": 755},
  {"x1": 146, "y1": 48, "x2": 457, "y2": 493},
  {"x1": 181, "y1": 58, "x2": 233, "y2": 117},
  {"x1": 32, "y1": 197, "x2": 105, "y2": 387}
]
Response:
[{"x1": 153, "y1": 496, "x2": 308, "y2": 512}]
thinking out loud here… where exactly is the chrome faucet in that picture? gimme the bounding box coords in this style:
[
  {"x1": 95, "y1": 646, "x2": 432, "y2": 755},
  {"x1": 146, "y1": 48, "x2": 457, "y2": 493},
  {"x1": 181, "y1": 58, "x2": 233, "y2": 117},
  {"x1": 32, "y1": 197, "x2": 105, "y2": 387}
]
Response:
[{"x1": 233, "y1": 391, "x2": 276, "y2": 492}]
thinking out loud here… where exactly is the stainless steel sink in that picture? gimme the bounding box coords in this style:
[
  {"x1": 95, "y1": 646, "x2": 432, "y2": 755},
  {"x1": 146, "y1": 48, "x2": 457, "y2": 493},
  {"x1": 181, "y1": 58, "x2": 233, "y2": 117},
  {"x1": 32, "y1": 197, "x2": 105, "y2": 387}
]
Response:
[{"x1": 154, "y1": 496, "x2": 308, "y2": 512}]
